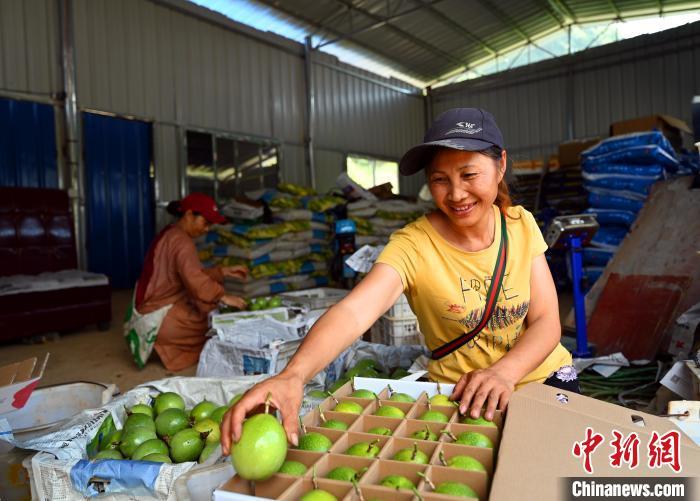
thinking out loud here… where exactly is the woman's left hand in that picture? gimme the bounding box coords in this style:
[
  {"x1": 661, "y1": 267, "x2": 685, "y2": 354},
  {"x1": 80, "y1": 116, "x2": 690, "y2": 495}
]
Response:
[
  {"x1": 450, "y1": 368, "x2": 515, "y2": 421},
  {"x1": 221, "y1": 265, "x2": 248, "y2": 280}
]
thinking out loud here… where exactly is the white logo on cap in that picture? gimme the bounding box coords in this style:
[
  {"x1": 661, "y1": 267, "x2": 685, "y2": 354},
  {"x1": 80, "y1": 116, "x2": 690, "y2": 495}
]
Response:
[{"x1": 445, "y1": 121, "x2": 482, "y2": 135}]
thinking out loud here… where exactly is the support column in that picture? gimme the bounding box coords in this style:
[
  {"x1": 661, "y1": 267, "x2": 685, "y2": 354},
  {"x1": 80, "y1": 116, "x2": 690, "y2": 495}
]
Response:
[
  {"x1": 304, "y1": 36, "x2": 317, "y2": 190},
  {"x1": 58, "y1": 0, "x2": 86, "y2": 269}
]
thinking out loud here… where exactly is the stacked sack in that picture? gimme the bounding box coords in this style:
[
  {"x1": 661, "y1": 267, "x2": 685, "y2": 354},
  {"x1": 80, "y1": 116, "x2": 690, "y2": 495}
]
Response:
[
  {"x1": 199, "y1": 183, "x2": 345, "y2": 297},
  {"x1": 580, "y1": 131, "x2": 679, "y2": 284},
  {"x1": 348, "y1": 199, "x2": 430, "y2": 246}
]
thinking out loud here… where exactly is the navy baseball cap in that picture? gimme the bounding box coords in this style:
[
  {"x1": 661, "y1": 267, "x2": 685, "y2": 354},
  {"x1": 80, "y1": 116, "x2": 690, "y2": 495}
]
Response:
[{"x1": 399, "y1": 108, "x2": 505, "y2": 175}]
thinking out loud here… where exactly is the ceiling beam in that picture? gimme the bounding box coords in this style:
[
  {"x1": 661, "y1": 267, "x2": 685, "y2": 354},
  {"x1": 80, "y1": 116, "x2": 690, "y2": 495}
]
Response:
[
  {"x1": 413, "y1": 0, "x2": 498, "y2": 56},
  {"x1": 317, "y1": 0, "x2": 445, "y2": 48},
  {"x1": 536, "y1": 0, "x2": 568, "y2": 28},
  {"x1": 475, "y1": 0, "x2": 532, "y2": 42},
  {"x1": 329, "y1": 0, "x2": 467, "y2": 67},
  {"x1": 255, "y1": 0, "x2": 428, "y2": 79},
  {"x1": 606, "y1": 0, "x2": 622, "y2": 18},
  {"x1": 548, "y1": 0, "x2": 577, "y2": 23}
]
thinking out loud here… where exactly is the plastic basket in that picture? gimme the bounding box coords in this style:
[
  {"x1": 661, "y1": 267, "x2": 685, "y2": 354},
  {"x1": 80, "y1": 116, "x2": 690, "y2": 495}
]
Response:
[
  {"x1": 378, "y1": 315, "x2": 423, "y2": 346},
  {"x1": 279, "y1": 287, "x2": 348, "y2": 310}
]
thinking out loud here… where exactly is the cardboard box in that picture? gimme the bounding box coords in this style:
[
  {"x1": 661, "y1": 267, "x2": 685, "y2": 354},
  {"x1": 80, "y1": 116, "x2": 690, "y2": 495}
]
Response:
[
  {"x1": 0, "y1": 354, "x2": 48, "y2": 414},
  {"x1": 558, "y1": 137, "x2": 601, "y2": 167},
  {"x1": 215, "y1": 378, "x2": 700, "y2": 500},
  {"x1": 490, "y1": 383, "x2": 700, "y2": 500},
  {"x1": 610, "y1": 115, "x2": 691, "y2": 151}
]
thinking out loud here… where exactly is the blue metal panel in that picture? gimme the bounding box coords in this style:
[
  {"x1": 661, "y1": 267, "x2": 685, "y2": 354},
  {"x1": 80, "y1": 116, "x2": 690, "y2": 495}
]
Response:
[
  {"x1": 83, "y1": 113, "x2": 154, "y2": 289},
  {"x1": 0, "y1": 97, "x2": 57, "y2": 188}
]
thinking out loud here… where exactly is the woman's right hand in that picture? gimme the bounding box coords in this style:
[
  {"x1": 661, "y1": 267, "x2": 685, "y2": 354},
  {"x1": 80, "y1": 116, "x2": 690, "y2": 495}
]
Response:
[
  {"x1": 220, "y1": 294, "x2": 247, "y2": 310},
  {"x1": 220, "y1": 370, "x2": 305, "y2": 455}
]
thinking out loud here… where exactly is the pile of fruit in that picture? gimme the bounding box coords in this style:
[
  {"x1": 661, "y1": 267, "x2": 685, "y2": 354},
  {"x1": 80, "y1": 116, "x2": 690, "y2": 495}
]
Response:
[
  {"x1": 91, "y1": 391, "x2": 243, "y2": 464},
  {"x1": 227, "y1": 381, "x2": 501, "y2": 500},
  {"x1": 219, "y1": 295, "x2": 283, "y2": 313}
]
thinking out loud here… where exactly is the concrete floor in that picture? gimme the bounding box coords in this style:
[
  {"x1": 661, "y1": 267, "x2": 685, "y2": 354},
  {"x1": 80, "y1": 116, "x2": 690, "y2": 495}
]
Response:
[
  {"x1": 0, "y1": 290, "x2": 195, "y2": 394},
  {"x1": 0, "y1": 289, "x2": 577, "y2": 394}
]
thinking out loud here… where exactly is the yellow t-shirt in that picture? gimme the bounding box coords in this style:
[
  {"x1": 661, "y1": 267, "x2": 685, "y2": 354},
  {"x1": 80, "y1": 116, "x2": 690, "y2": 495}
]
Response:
[{"x1": 376, "y1": 204, "x2": 572, "y2": 388}]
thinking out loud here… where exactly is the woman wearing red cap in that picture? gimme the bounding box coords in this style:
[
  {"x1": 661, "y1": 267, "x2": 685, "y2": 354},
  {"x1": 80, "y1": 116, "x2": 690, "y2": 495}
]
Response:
[
  {"x1": 222, "y1": 108, "x2": 575, "y2": 452},
  {"x1": 124, "y1": 193, "x2": 247, "y2": 371}
]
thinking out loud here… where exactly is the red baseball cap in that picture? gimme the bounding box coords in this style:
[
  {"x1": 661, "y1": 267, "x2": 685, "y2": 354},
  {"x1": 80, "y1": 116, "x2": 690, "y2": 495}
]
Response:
[{"x1": 180, "y1": 193, "x2": 226, "y2": 224}]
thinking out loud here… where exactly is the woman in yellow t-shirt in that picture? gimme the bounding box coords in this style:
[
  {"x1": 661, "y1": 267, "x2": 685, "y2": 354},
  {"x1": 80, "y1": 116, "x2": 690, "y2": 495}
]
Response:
[{"x1": 221, "y1": 108, "x2": 577, "y2": 451}]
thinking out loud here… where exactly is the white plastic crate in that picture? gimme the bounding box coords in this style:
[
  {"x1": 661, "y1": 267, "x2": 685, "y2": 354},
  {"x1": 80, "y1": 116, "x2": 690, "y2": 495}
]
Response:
[
  {"x1": 279, "y1": 287, "x2": 348, "y2": 310},
  {"x1": 378, "y1": 315, "x2": 424, "y2": 346},
  {"x1": 386, "y1": 293, "x2": 413, "y2": 317}
]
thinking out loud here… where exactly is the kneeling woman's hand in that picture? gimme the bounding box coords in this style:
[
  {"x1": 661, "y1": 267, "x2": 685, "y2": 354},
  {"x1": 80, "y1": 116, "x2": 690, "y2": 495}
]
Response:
[
  {"x1": 450, "y1": 368, "x2": 515, "y2": 421},
  {"x1": 221, "y1": 294, "x2": 247, "y2": 310},
  {"x1": 222, "y1": 265, "x2": 249, "y2": 280}
]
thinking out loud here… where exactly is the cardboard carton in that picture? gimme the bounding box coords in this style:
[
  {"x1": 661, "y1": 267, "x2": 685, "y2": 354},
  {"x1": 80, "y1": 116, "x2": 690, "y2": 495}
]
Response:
[
  {"x1": 0, "y1": 354, "x2": 48, "y2": 414},
  {"x1": 610, "y1": 115, "x2": 691, "y2": 151},
  {"x1": 490, "y1": 383, "x2": 700, "y2": 500},
  {"x1": 215, "y1": 377, "x2": 700, "y2": 500},
  {"x1": 558, "y1": 137, "x2": 601, "y2": 166}
]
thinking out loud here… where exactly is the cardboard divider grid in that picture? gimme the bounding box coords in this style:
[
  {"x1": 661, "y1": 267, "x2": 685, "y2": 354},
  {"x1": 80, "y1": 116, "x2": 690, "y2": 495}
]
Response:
[
  {"x1": 396, "y1": 419, "x2": 449, "y2": 442},
  {"x1": 406, "y1": 402, "x2": 459, "y2": 423},
  {"x1": 311, "y1": 453, "x2": 375, "y2": 482},
  {"x1": 432, "y1": 441, "x2": 494, "y2": 477},
  {"x1": 422, "y1": 491, "x2": 479, "y2": 501},
  {"x1": 357, "y1": 485, "x2": 415, "y2": 500},
  {"x1": 363, "y1": 399, "x2": 414, "y2": 419},
  {"x1": 219, "y1": 379, "x2": 502, "y2": 500},
  {"x1": 278, "y1": 450, "x2": 324, "y2": 477},
  {"x1": 277, "y1": 477, "x2": 353, "y2": 500},
  {"x1": 330, "y1": 431, "x2": 392, "y2": 457},
  {"x1": 332, "y1": 384, "x2": 391, "y2": 400},
  {"x1": 298, "y1": 426, "x2": 345, "y2": 452},
  {"x1": 420, "y1": 464, "x2": 485, "y2": 501},
  {"x1": 218, "y1": 474, "x2": 297, "y2": 498},
  {"x1": 320, "y1": 396, "x2": 372, "y2": 414},
  {"x1": 348, "y1": 414, "x2": 403, "y2": 436},
  {"x1": 440, "y1": 422, "x2": 500, "y2": 450},
  {"x1": 459, "y1": 410, "x2": 505, "y2": 429},
  {"x1": 378, "y1": 436, "x2": 440, "y2": 464},
  {"x1": 360, "y1": 458, "x2": 427, "y2": 489},
  {"x1": 303, "y1": 408, "x2": 359, "y2": 430}
]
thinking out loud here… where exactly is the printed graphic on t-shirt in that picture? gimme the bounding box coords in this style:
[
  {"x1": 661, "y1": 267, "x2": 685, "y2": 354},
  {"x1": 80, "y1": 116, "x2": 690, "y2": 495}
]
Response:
[{"x1": 441, "y1": 272, "x2": 529, "y2": 351}]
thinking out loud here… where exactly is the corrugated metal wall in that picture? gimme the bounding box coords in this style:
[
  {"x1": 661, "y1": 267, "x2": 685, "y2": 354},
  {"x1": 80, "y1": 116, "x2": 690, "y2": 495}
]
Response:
[
  {"x1": 83, "y1": 113, "x2": 154, "y2": 288},
  {"x1": 72, "y1": 0, "x2": 307, "y2": 143},
  {"x1": 0, "y1": 0, "x2": 60, "y2": 98},
  {"x1": 431, "y1": 22, "x2": 700, "y2": 162},
  {"x1": 313, "y1": 55, "x2": 424, "y2": 160},
  {"x1": 69, "y1": 0, "x2": 425, "y2": 197},
  {"x1": 0, "y1": 97, "x2": 58, "y2": 188}
]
